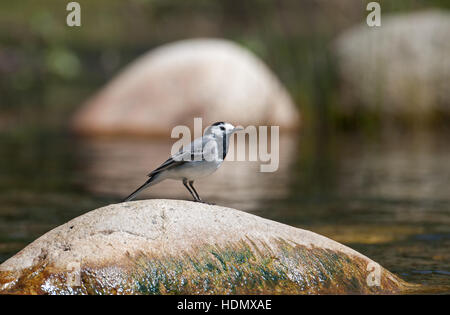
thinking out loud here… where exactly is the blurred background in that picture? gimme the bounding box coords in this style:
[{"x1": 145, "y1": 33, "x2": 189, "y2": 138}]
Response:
[{"x1": 0, "y1": 0, "x2": 449, "y2": 291}]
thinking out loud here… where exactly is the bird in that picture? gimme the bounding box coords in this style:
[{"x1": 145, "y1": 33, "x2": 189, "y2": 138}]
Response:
[{"x1": 123, "y1": 122, "x2": 243, "y2": 203}]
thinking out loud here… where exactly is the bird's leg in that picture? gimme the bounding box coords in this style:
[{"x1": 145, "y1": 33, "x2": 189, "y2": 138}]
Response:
[
  {"x1": 183, "y1": 178, "x2": 198, "y2": 202},
  {"x1": 189, "y1": 181, "x2": 215, "y2": 205},
  {"x1": 188, "y1": 181, "x2": 202, "y2": 202}
]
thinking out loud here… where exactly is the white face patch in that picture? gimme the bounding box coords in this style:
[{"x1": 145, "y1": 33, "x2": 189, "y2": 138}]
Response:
[
  {"x1": 221, "y1": 123, "x2": 234, "y2": 135},
  {"x1": 224, "y1": 123, "x2": 235, "y2": 133},
  {"x1": 210, "y1": 123, "x2": 233, "y2": 137}
]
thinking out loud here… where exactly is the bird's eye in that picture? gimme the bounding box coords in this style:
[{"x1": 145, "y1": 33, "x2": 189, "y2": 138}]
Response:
[{"x1": 220, "y1": 126, "x2": 225, "y2": 131}]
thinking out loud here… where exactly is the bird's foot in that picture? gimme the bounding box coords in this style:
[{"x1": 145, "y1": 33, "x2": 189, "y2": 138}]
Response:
[{"x1": 194, "y1": 200, "x2": 215, "y2": 205}]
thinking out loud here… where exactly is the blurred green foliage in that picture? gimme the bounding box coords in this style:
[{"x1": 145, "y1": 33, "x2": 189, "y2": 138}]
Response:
[{"x1": 0, "y1": 0, "x2": 449, "y2": 132}]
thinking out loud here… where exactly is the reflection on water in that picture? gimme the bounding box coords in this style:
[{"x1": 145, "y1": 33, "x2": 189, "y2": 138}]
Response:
[
  {"x1": 74, "y1": 135, "x2": 296, "y2": 210},
  {"x1": 0, "y1": 129, "x2": 449, "y2": 292}
]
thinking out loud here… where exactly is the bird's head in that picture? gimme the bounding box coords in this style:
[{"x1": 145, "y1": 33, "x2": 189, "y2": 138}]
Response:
[{"x1": 205, "y1": 122, "x2": 243, "y2": 138}]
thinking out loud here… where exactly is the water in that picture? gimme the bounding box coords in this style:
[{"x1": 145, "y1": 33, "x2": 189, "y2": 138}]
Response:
[{"x1": 0, "y1": 128, "x2": 449, "y2": 293}]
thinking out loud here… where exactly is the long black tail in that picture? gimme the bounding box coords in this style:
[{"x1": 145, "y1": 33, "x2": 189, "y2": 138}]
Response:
[{"x1": 123, "y1": 177, "x2": 153, "y2": 202}]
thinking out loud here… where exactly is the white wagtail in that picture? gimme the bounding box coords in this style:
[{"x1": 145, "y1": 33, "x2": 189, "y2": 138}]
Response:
[{"x1": 124, "y1": 122, "x2": 243, "y2": 203}]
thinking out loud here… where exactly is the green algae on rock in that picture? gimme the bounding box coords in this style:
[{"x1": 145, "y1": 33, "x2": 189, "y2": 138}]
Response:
[{"x1": 0, "y1": 199, "x2": 414, "y2": 294}]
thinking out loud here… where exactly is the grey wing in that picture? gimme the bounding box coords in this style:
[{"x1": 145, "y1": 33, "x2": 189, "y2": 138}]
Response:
[
  {"x1": 147, "y1": 136, "x2": 213, "y2": 177},
  {"x1": 147, "y1": 157, "x2": 183, "y2": 177}
]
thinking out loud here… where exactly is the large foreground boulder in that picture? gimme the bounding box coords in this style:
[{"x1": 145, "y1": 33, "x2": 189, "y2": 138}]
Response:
[
  {"x1": 71, "y1": 38, "x2": 299, "y2": 136},
  {"x1": 334, "y1": 10, "x2": 450, "y2": 119},
  {"x1": 0, "y1": 200, "x2": 414, "y2": 294}
]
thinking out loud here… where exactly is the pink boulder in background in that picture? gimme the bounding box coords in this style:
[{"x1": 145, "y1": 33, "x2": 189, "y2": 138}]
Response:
[{"x1": 71, "y1": 38, "x2": 300, "y2": 136}]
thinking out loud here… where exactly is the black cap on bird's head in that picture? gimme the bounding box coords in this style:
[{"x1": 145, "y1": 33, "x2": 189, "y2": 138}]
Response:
[{"x1": 205, "y1": 121, "x2": 243, "y2": 137}]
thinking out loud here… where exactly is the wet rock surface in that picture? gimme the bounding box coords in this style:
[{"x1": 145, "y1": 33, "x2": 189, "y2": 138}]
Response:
[{"x1": 0, "y1": 199, "x2": 415, "y2": 294}]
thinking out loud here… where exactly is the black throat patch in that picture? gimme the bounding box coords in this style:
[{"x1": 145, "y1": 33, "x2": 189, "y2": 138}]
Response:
[{"x1": 222, "y1": 136, "x2": 227, "y2": 160}]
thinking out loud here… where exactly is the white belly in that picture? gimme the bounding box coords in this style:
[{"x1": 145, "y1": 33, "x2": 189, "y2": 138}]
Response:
[{"x1": 164, "y1": 160, "x2": 222, "y2": 180}]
